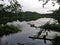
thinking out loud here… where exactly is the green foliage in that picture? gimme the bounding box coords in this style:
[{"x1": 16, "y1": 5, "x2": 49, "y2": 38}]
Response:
[
  {"x1": 40, "y1": 7, "x2": 60, "y2": 32},
  {"x1": 41, "y1": 23, "x2": 60, "y2": 32},
  {"x1": 52, "y1": 36, "x2": 60, "y2": 45},
  {"x1": 0, "y1": 25, "x2": 21, "y2": 37},
  {"x1": 52, "y1": 8, "x2": 60, "y2": 23}
]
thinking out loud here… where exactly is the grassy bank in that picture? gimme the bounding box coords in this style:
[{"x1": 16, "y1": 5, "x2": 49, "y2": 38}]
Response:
[{"x1": 0, "y1": 24, "x2": 21, "y2": 37}]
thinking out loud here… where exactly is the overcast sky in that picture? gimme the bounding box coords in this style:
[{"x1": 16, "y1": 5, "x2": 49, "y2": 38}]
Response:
[{"x1": 0, "y1": 0, "x2": 60, "y2": 14}]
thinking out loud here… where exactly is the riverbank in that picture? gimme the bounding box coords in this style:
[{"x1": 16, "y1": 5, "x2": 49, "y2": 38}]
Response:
[{"x1": 0, "y1": 24, "x2": 21, "y2": 37}]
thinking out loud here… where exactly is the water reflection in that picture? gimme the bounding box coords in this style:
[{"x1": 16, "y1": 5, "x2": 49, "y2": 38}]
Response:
[{"x1": 1, "y1": 18, "x2": 60, "y2": 45}]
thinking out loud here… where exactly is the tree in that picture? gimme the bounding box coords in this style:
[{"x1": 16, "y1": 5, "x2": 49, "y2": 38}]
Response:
[
  {"x1": 38, "y1": 0, "x2": 49, "y2": 8},
  {"x1": 52, "y1": 7, "x2": 60, "y2": 23},
  {"x1": 0, "y1": 0, "x2": 22, "y2": 13},
  {"x1": 38, "y1": 0, "x2": 57, "y2": 8},
  {"x1": 4, "y1": 0, "x2": 22, "y2": 13}
]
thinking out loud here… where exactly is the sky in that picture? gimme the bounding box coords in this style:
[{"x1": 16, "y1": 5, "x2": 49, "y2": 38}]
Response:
[{"x1": 0, "y1": 0, "x2": 60, "y2": 14}]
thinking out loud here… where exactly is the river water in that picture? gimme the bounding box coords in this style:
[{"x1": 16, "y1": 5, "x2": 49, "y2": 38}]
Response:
[{"x1": 1, "y1": 18, "x2": 60, "y2": 45}]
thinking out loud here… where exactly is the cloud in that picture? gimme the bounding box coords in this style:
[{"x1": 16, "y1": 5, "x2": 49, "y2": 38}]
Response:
[
  {"x1": 17, "y1": 0, "x2": 60, "y2": 14},
  {"x1": 0, "y1": 0, "x2": 60, "y2": 14}
]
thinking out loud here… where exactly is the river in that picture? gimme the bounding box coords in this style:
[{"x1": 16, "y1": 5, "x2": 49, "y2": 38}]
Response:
[{"x1": 1, "y1": 18, "x2": 60, "y2": 45}]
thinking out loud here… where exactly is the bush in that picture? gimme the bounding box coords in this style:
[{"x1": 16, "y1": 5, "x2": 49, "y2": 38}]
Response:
[
  {"x1": 0, "y1": 25, "x2": 21, "y2": 37},
  {"x1": 40, "y1": 23, "x2": 60, "y2": 32},
  {"x1": 52, "y1": 36, "x2": 60, "y2": 45}
]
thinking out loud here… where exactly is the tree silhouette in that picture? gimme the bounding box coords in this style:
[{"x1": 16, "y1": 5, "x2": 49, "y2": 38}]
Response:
[
  {"x1": 38, "y1": 0, "x2": 58, "y2": 8},
  {"x1": 4, "y1": 0, "x2": 22, "y2": 13},
  {"x1": 0, "y1": 0, "x2": 22, "y2": 13}
]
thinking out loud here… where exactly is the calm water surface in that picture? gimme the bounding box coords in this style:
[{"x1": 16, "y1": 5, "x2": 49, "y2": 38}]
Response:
[{"x1": 1, "y1": 18, "x2": 60, "y2": 45}]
